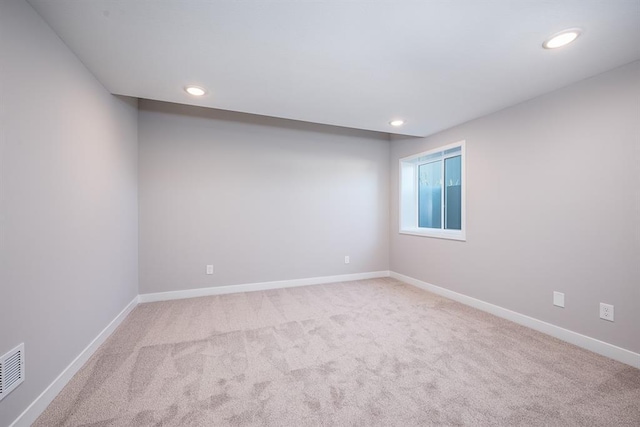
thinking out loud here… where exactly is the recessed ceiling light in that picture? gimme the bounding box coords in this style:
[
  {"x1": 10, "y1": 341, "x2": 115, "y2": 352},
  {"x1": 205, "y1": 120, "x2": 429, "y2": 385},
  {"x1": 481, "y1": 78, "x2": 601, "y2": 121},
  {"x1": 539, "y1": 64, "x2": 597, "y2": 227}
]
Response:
[
  {"x1": 390, "y1": 120, "x2": 405, "y2": 127},
  {"x1": 185, "y1": 85, "x2": 207, "y2": 96},
  {"x1": 543, "y1": 28, "x2": 582, "y2": 49}
]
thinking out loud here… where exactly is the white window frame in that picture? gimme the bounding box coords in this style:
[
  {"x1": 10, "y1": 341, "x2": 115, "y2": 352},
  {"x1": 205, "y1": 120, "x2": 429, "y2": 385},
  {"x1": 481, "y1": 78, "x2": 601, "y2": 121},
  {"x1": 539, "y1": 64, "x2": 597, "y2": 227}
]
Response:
[{"x1": 399, "y1": 140, "x2": 466, "y2": 241}]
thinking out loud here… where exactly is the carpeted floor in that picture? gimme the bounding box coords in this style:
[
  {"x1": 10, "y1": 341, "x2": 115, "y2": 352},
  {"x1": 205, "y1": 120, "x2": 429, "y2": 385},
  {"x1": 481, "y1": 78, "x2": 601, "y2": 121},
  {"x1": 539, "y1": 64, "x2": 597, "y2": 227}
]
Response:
[{"x1": 35, "y1": 278, "x2": 640, "y2": 426}]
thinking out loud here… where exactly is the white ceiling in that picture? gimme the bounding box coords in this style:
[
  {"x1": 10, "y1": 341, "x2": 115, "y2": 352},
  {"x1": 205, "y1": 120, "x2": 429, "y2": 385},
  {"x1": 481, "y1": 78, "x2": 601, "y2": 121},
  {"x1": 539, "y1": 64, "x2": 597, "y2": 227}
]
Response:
[{"x1": 29, "y1": 0, "x2": 640, "y2": 137}]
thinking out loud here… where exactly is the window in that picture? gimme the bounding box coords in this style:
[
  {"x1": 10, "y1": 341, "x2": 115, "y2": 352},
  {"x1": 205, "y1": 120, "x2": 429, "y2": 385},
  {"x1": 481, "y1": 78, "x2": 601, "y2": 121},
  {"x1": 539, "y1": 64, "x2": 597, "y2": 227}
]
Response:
[{"x1": 399, "y1": 141, "x2": 465, "y2": 240}]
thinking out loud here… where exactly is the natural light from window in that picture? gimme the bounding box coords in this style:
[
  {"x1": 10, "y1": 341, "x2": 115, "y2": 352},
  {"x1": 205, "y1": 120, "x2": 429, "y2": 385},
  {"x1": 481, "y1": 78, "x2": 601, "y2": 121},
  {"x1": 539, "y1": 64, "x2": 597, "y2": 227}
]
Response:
[{"x1": 399, "y1": 141, "x2": 466, "y2": 240}]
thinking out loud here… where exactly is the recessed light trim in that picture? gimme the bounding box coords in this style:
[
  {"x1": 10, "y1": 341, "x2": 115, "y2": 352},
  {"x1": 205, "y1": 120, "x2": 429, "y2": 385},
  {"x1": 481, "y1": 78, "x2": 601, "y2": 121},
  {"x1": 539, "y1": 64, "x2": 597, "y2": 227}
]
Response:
[
  {"x1": 185, "y1": 85, "x2": 207, "y2": 96},
  {"x1": 543, "y1": 28, "x2": 582, "y2": 49},
  {"x1": 390, "y1": 119, "x2": 405, "y2": 127}
]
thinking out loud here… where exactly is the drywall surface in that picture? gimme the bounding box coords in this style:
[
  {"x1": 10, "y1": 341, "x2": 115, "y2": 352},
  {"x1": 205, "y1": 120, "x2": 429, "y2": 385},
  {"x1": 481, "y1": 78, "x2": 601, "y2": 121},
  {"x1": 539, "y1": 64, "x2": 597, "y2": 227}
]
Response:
[
  {"x1": 0, "y1": 0, "x2": 139, "y2": 424},
  {"x1": 390, "y1": 61, "x2": 640, "y2": 353},
  {"x1": 138, "y1": 100, "x2": 390, "y2": 294}
]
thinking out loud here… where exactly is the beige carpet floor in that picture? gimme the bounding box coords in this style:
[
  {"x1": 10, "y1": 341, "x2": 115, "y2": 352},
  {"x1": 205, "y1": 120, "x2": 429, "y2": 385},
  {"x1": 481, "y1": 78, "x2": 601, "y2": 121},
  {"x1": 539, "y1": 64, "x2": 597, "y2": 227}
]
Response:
[{"x1": 35, "y1": 278, "x2": 640, "y2": 426}]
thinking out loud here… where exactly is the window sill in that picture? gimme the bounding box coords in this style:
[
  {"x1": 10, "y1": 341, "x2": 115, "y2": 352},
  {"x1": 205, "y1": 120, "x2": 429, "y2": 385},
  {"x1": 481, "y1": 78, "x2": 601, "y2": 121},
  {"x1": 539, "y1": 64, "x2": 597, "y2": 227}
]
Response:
[{"x1": 399, "y1": 228, "x2": 466, "y2": 241}]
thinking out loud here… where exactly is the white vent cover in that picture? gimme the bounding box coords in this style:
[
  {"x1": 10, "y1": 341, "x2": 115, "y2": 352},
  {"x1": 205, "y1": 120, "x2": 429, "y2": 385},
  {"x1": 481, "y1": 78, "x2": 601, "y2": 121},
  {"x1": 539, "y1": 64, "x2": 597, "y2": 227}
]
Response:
[{"x1": 0, "y1": 343, "x2": 25, "y2": 401}]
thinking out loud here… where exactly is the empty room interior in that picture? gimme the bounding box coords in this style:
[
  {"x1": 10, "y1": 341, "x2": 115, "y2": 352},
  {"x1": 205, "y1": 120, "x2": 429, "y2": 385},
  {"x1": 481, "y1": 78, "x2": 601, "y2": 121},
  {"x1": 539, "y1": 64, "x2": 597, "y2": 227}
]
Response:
[{"x1": 1, "y1": 0, "x2": 639, "y2": 425}]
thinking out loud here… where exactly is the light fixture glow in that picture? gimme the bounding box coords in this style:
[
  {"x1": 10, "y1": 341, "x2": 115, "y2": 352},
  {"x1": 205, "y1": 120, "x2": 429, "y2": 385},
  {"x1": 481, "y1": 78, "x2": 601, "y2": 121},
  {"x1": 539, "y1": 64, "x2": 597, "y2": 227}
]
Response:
[
  {"x1": 390, "y1": 119, "x2": 405, "y2": 127},
  {"x1": 185, "y1": 85, "x2": 207, "y2": 96},
  {"x1": 543, "y1": 28, "x2": 582, "y2": 49}
]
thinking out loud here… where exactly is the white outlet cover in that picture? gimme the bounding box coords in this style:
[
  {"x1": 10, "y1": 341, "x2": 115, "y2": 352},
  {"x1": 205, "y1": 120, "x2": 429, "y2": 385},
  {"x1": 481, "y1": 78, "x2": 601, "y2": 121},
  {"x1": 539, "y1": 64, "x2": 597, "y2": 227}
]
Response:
[
  {"x1": 599, "y1": 303, "x2": 614, "y2": 322},
  {"x1": 206, "y1": 265, "x2": 214, "y2": 275},
  {"x1": 553, "y1": 292, "x2": 565, "y2": 308},
  {"x1": 344, "y1": 256, "x2": 350, "y2": 264}
]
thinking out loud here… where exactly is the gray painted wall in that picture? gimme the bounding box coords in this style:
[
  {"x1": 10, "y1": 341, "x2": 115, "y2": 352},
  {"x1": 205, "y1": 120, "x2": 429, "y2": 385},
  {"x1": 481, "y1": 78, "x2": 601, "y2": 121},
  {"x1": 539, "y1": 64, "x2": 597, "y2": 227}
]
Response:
[
  {"x1": 138, "y1": 100, "x2": 390, "y2": 294},
  {"x1": 0, "y1": 0, "x2": 139, "y2": 425},
  {"x1": 390, "y1": 61, "x2": 640, "y2": 353}
]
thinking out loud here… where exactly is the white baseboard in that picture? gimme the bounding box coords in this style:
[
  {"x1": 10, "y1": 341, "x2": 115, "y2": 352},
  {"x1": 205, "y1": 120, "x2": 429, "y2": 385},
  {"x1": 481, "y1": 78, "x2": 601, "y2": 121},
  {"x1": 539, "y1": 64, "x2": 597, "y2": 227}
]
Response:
[
  {"x1": 10, "y1": 296, "x2": 139, "y2": 427},
  {"x1": 139, "y1": 271, "x2": 391, "y2": 303},
  {"x1": 390, "y1": 271, "x2": 640, "y2": 369}
]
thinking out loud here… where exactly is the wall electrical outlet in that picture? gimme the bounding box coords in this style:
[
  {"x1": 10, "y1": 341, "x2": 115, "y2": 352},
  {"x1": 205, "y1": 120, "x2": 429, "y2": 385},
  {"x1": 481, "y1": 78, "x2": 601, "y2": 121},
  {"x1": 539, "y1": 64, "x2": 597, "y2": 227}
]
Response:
[
  {"x1": 206, "y1": 265, "x2": 214, "y2": 275},
  {"x1": 599, "y1": 303, "x2": 614, "y2": 322},
  {"x1": 553, "y1": 291, "x2": 565, "y2": 308},
  {"x1": 344, "y1": 256, "x2": 350, "y2": 264}
]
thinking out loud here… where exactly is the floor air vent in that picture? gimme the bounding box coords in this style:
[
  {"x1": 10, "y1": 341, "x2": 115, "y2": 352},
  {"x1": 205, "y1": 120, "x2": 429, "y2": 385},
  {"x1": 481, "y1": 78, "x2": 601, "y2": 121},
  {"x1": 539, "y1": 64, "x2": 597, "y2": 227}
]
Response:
[{"x1": 0, "y1": 343, "x2": 25, "y2": 401}]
